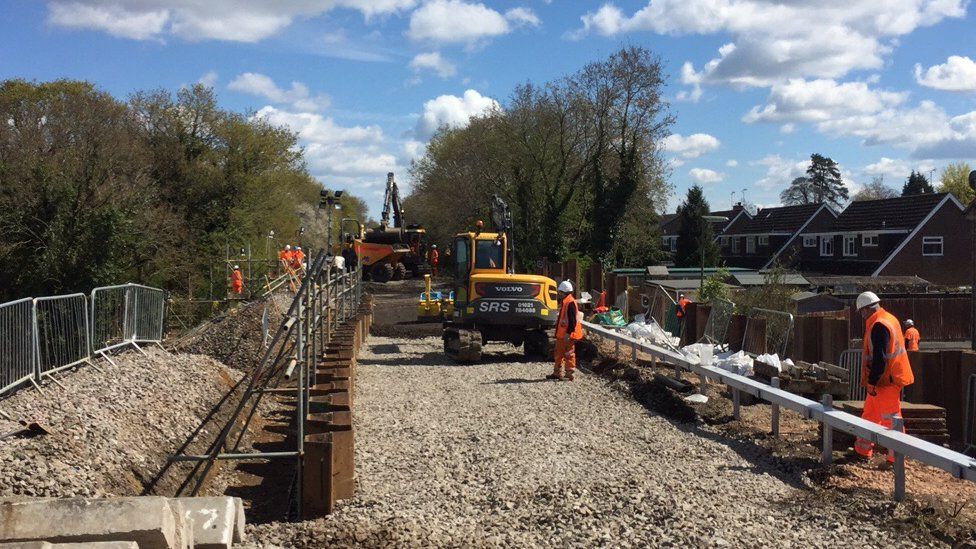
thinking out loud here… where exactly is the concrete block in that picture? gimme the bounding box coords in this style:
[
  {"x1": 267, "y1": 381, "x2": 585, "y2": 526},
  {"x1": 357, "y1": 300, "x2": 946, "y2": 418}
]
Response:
[
  {"x1": 0, "y1": 543, "x2": 140, "y2": 548},
  {"x1": 0, "y1": 497, "x2": 189, "y2": 549},
  {"x1": 174, "y1": 497, "x2": 246, "y2": 549}
]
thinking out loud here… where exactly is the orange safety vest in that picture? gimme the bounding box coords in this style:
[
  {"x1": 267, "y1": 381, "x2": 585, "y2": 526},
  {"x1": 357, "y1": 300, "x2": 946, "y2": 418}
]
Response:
[
  {"x1": 293, "y1": 250, "x2": 305, "y2": 267},
  {"x1": 280, "y1": 250, "x2": 293, "y2": 263},
  {"x1": 861, "y1": 307, "x2": 915, "y2": 389},
  {"x1": 676, "y1": 298, "x2": 691, "y2": 319},
  {"x1": 555, "y1": 295, "x2": 584, "y2": 341},
  {"x1": 904, "y1": 326, "x2": 920, "y2": 351}
]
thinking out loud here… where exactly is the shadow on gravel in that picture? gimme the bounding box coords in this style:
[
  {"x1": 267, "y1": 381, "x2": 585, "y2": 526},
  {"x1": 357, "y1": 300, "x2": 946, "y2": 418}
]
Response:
[
  {"x1": 360, "y1": 351, "x2": 530, "y2": 368},
  {"x1": 489, "y1": 377, "x2": 551, "y2": 385}
]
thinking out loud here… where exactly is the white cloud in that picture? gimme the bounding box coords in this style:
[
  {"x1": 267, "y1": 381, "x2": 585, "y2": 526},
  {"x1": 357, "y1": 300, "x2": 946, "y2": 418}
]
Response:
[
  {"x1": 407, "y1": 0, "x2": 537, "y2": 45},
  {"x1": 689, "y1": 168, "x2": 724, "y2": 184},
  {"x1": 743, "y1": 79, "x2": 907, "y2": 124},
  {"x1": 409, "y1": 52, "x2": 457, "y2": 79},
  {"x1": 228, "y1": 73, "x2": 331, "y2": 112},
  {"x1": 862, "y1": 157, "x2": 935, "y2": 179},
  {"x1": 46, "y1": 0, "x2": 417, "y2": 42},
  {"x1": 725, "y1": 159, "x2": 738, "y2": 167},
  {"x1": 415, "y1": 89, "x2": 499, "y2": 138},
  {"x1": 661, "y1": 133, "x2": 720, "y2": 159},
  {"x1": 751, "y1": 155, "x2": 809, "y2": 191},
  {"x1": 254, "y1": 105, "x2": 396, "y2": 176},
  {"x1": 914, "y1": 55, "x2": 976, "y2": 92},
  {"x1": 572, "y1": 1, "x2": 967, "y2": 90},
  {"x1": 779, "y1": 124, "x2": 795, "y2": 134},
  {"x1": 198, "y1": 70, "x2": 218, "y2": 88}
]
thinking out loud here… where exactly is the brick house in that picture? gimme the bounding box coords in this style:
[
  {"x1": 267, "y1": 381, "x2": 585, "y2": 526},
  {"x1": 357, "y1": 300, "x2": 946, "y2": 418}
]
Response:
[
  {"x1": 786, "y1": 193, "x2": 970, "y2": 286},
  {"x1": 718, "y1": 203, "x2": 837, "y2": 269},
  {"x1": 660, "y1": 204, "x2": 751, "y2": 256}
]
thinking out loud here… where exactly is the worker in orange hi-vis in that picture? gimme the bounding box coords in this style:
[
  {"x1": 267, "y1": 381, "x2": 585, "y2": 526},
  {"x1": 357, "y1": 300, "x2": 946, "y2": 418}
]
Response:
[
  {"x1": 547, "y1": 280, "x2": 584, "y2": 382},
  {"x1": 293, "y1": 246, "x2": 306, "y2": 270},
  {"x1": 279, "y1": 245, "x2": 294, "y2": 271},
  {"x1": 904, "y1": 319, "x2": 921, "y2": 351},
  {"x1": 429, "y1": 244, "x2": 439, "y2": 277},
  {"x1": 230, "y1": 265, "x2": 244, "y2": 295},
  {"x1": 676, "y1": 293, "x2": 692, "y2": 322},
  {"x1": 853, "y1": 291, "x2": 915, "y2": 463}
]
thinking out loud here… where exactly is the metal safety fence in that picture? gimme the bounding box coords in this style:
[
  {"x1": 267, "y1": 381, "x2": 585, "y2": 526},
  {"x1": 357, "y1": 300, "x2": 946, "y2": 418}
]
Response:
[
  {"x1": 700, "y1": 299, "x2": 734, "y2": 346},
  {"x1": 0, "y1": 283, "x2": 168, "y2": 398},
  {"x1": 742, "y1": 307, "x2": 794, "y2": 357},
  {"x1": 644, "y1": 284, "x2": 681, "y2": 337},
  {"x1": 0, "y1": 299, "x2": 35, "y2": 395},
  {"x1": 965, "y1": 375, "x2": 976, "y2": 457},
  {"x1": 839, "y1": 349, "x2": 867, "y2": 400}
]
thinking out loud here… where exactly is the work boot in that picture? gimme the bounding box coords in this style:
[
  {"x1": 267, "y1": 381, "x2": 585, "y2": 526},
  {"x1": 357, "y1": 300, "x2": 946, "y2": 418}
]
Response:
[
  {"x1": 546, "y1": 370, "x2": 563, "y2": 380},
  {"x1": 565, "y1": 371, "x2": 575, "y2": 381}
]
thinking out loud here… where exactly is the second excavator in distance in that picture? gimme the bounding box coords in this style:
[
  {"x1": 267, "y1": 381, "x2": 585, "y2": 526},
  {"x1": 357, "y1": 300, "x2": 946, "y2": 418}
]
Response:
[{"x1": 442, "y1": 195, "x2": 559, "y2": 362}]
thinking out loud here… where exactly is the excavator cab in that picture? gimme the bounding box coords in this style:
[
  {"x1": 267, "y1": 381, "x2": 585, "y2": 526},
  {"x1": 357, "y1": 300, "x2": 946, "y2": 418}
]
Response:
[{"x1": 443, "y1": 203, "x2": 559, "y2": 363}]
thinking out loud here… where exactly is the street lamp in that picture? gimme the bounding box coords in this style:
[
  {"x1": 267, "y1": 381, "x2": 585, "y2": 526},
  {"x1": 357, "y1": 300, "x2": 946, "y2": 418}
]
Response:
[
  {"x1": 320, "y1": 189, "x2": 344, "y2": 255},
  {"x1": 700, "y1": 215, "x2": 729, "y2": 296}
]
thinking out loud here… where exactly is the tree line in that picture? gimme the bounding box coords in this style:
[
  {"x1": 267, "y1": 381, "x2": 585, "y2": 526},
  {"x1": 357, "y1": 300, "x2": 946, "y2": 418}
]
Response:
[
  {"x1": 0, "y1": 80, "x2": 366, "y2": 302},
  {"x1": 404, "y1": 47, "x2": 674, "y2": 272}
]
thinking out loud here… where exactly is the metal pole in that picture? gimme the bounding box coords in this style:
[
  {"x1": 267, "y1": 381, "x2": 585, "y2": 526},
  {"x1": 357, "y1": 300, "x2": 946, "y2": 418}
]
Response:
[
  {"x1": 732, "y1": 388, "x2": 740, "y2": 420},
  {"x1": 296, "y1": 280, "x2": 305, "y2": 519},
  {"x1": 771, "y1": 377, "x2": 781, "y2": 437},
  {"x1": 821, "y1": 394, "x2": 833, "y2": 465},
  {"x1": 893, "y1": 415, "x2": 906, "y2": 502}
]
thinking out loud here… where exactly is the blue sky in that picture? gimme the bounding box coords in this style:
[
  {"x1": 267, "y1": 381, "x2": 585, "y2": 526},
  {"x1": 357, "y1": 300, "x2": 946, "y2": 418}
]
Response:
[{"x1": 2, "y1": 0, "x2": 975, "y2": 217}]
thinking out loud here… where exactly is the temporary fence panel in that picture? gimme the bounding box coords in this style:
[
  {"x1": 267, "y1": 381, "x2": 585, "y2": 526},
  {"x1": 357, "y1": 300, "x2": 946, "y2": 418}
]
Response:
[
  {"x1": 130, "y1": 285, "x2": 165, "y2": 342},
  {"x1": 742, "y1": 307, "x2": 794, "y2": 358},
  {"x1": 33, "y1": 294, "x2": 90, "y2": 377},
  {"x1": 839, "y1": 349, "x2": 866, "y2": 400},
  {"x1": 965, "y1": 375, "x2": 976, "y2": 457},
  {"x1": 644, "y1": 285, "x2": 681, "y2": 337},
  {"x1": 0, "y1": 298, "x2": 35, "y2": 395},
  {"x1": 700, "y1": 299, "x2": 734, "y2": 345},
  {"x1": 91, "y1": 285, "x2": 130, "y2": 353}
]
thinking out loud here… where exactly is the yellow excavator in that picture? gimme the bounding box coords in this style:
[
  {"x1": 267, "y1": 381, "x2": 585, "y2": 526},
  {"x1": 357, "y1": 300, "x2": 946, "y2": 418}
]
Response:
[{"x1": 443, "y1": 195, "x2": 559, "y2": 362}]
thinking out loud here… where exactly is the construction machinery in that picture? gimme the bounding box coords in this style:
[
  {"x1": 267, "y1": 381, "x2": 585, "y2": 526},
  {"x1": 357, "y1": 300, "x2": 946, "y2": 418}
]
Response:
[
  {"x1": 341, "y1": 218, "x2": 410, "y2": 282},
  {"x1": 417, "y1": 274, "x2": 454, "y2": 322},
  {"x1": 442, "y1": 195, "x2": 559, "y2": 362}
]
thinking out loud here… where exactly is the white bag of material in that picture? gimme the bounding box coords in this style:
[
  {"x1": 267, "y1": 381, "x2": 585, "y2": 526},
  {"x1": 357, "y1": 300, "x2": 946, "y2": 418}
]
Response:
[
  {"x1": 755, "y1": 353, "x2": 782, "y2": 373},
  {"x1": 781, "y1": 358, "x2": 794, "y2": 373},
  {"x1": 713, "y1": 350, "x2": 754, "y2": 377},
  {"x1": 624, "y1": 318, "x2": 679, "y2": 348},
  {"x1": 680, "y1": 343, "x2": 716, "y2": 366}
]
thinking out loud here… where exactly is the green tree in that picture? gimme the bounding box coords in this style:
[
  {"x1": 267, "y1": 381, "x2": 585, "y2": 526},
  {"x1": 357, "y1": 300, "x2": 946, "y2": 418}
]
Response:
[
  {"x1": 806, "y1": 153, "x2": 848, "y2": 208},
  {"x1": 780, "y1": 176, "x2": 814, "y2": 205},
  {"x1": 937, "y1": 162, "x2": 974, "y2": 203},
  {"x1": 853, "y1": 176, "x2": 898, "y2": 201},
  {"x1": 902, "y1": 170, "x2": 935, "y2": 196},
  {"x1": 674, "y1": 185, "x2": 721, "y2": 268}
]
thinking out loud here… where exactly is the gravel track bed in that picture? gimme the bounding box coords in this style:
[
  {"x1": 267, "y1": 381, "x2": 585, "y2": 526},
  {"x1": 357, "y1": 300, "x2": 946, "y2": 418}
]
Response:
[
  {"x1": 248, "y1": 335, "x2": 933, "y2": 548},
  {"x1": 0, "y1": 348, "x2": 242, "y2": 499}
]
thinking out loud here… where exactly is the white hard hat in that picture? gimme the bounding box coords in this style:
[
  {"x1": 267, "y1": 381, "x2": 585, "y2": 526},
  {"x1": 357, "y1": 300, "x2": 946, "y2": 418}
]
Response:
[
  {"x1": 558, "y1": 280, "x2": 574, "y2": 293},
  {"x1": 234, "y1": 265, "x2": 239, "y2": 269},
  {"x1": 856, "y1": 291, "x2": 881, "y2": 311},
  {"x1": 296, "y1": 246, "x2": 302, "y2": 250},
  {"x1": 285, "y1": 244, "x2": 291, "y2": 250},
  {"x1": 905, "y1": 319, "x2": 914, "y2": 326}
]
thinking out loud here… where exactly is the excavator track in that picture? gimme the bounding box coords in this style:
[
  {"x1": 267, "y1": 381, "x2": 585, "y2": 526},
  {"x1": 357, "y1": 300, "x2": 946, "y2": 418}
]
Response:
[{"x1": 443, "y1": 326, "x2": 482, "y2": 363}]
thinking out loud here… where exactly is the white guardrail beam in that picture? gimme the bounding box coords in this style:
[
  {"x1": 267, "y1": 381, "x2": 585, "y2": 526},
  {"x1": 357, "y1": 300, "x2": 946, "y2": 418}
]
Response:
[{"x1": 582, "y1": 320, "x2": 976, "y2": 488}]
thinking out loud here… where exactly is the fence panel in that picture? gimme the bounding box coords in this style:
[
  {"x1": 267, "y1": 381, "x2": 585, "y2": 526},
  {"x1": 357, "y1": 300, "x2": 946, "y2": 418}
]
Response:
[
  {"x1": 838, "y1": 349, "x2": 866, "y2": 400},
  {"x1": 700, "y1": 299, "x2": 734, "y2": 345},
  {"x1": 965, "y1": 374, "x2": 976, "y2": 457},
  {"x1": 1, "y1": 298, "x2": 35, "y2": 395},
  {"x1": 742, "y1": 307, "x2": 794, "y2": 357},
  {"x1": 33, "y1": 294, "x2": 90, "y2": 377},
  {"x1": 91, "y1": 285, "x2": 130, "y2": 354},
  {"x1": 130, "y1": 285, "x2": 165, "y2": 342},
  {"x1": 643, "y1": 285, "x2": 681, "y2": 336}
]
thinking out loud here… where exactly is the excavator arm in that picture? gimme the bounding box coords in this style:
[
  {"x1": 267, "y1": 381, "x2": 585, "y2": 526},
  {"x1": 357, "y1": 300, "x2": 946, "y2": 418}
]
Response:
[
  {"x1": 490, "y1": 194, "x2": 515, "y2": 274},
  {"x1": 380, "y1": 172, "x2": 405, "y2": 229}
]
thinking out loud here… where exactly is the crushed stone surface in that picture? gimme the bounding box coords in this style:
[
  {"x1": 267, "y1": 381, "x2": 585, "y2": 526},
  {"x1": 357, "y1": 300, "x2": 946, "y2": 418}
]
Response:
[
  {"x1": 0, "y1": 347, "x2": 241, "y2": 499},
  {"x1": 248, "y1": 335, "x2": 936, "y2": 548}
]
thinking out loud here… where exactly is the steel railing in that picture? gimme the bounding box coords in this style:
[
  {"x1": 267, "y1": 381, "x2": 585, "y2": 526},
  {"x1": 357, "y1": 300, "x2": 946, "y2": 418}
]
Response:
[
  {"x1": 741, "y1": 307, "x2": 794, "y2": 357},
  {"x1": 584, "y1": 320, "x2": 976, "y2": 501},
  {"x1": 965, "y1": 374, "x2": 976, "y2": 458},
  {"x1": 0, "y1": 282, "x2": 168, "y2": 398}
]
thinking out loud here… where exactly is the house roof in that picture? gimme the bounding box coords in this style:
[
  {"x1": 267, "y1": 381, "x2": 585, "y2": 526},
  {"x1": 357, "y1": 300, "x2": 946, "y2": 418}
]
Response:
[
  {"x1": 805, "y1": 275, "x2": 931, "y2": 288},
  {"x1": 829, "y1": 192, "x2": 952, "y2": 232},
  {"x1": 731, "y1": 272, "x2": 810, "y2": 286},
  {"x1": 726, "y1": 203, "x2": 827, "y2": 234},
  {"x1": 660, "y1": 205, "x2": 748, "y2": 234}
]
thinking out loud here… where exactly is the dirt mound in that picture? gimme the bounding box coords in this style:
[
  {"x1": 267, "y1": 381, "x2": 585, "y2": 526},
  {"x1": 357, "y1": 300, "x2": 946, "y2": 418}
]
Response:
[
  {"x1": 175, "y1": 292, "x2": 293, "y2": 371},
  {"x1": 0, "y1": 348, "x2": 246, "y2": 499}
]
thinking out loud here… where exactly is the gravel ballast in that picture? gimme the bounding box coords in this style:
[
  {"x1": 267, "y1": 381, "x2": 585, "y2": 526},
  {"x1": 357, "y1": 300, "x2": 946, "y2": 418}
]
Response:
[
  {"x1": 0, "y1": 348, "x2": 242, "y2": 499},
  {"x1": 249, "y1": 335, "x2": 937, "y2": 548}
]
